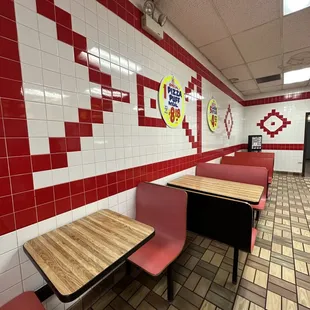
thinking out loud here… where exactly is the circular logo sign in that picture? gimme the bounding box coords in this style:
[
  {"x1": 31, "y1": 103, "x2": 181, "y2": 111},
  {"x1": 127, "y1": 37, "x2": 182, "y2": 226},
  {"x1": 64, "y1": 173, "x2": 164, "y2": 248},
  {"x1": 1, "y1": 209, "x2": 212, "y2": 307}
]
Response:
[
  {"x1": 158, "y1": 75, "x2": 185, "y2": 128},
  {"x1": 207, "y1": 98, "x2": 218, "y2": 132}
]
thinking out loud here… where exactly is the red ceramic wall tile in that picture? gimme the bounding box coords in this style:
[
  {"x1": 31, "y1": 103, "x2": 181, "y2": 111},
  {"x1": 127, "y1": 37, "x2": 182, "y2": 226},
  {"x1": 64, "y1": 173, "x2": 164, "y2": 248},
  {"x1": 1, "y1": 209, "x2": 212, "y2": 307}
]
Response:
[
  {"x1": 0, "y1": 158, "x2": 9, "y2": 177},
  {"x1": 70, "y1": 180, "x2": 84, "y2": 195},
  {"x1": 0, "y1": 177, "x2": 11, "y2": 197},
  {"x1": 57, "y1": 23, "x2": 73, "y2": 45},
  {"x1": 0, "y1": 57, "x2": 22, "y2": 81},
  {"x1": 71, "y1": 193, "x2": 85, "y2": 209},
  {"x1": 1, "y1": 99, "x2": 26, "y2": 119},
  {"x1": 0, "y1": 78, "x2": 22, "y2": 100},
  {"x1": 49, "y1": 137, "x2": 67, "y2": 153},
  {"x1": 36, "y1": 0, "x2": 56, "y2": 21},
  {"x1": 15, "y1": 207, "x2": 37, "y2": 229},
  {"x1": 0, "y1": 214, "x2": 15, "y2": 235},
  {"x1": 37, "y1": 202, "x2": 55, "y2": 221},
  {"x1": 0, "y1": 195, "x2": 13, "y2": 217},
  {"x1": 85, "y1": 189, "x2": 97, "y2": 204},
  {"x1": 55, "y1": 7, "x2": 72, "y2": 29},
  {"x1": 11, "y1": 173, "x2": 33, "y2": 194},
  {"x1": 150, "y1": 98, "x2": 156, "y2": 109},
  {"x1": 79, "y1": 108, "x2": 92, "y2": 123},
  {"x1": 9, "y1": 156, "x2": 31, "y2": 175},
  {"x1": 65, "y1": 122, "x2": 80, "y2": 137},
  {"x1": 84, "y1": 177, "x2": 96, "y2": 191},
  {"x1": 13, "y1": 190, "x2": 35, "y2": 212},
  {"x1": 102, "y1": 100, "x2": 113, "y2": 112},
  {"x1": 73, "y1": 32, "x2": 87, "y2": 50},
  {"x1": 80, "y1": 123, "x2": 92, "y2": 136},
  {"x1": 66, "y1": 137, "x2": 81, "y2": 152},
  {"x1": 32, "y1": 154, "x2": 51, "y2": 172},
  {"x1": 54, "y1": 183, "x2": 70, "y2": 200},
  {"x1": 91, "y1": 97, "x2": 103, "y2": 111},
  {"x1": 89, "y1": 68, "x2": 101, "y2": 84},
  {"x1": 0, "y1": 16, "x2": 18, "y2": 41},
  {"x1": 101, "y1": 73, "x2": 112, "y2": 86},
  {"x1": 74, "y1": 48, "x2": 88, "y2": 66},
  {"x1": 35, "y1": 187, "x2": 54, "y2": 205},
  {"x1": 91, "y1": 111, "x2": 103, "y2": 123},
  {"x1": 55, "y1": 197, "x2": 71, "y2": 215},
  {"x1": 4, "y1": 119, "x2": 28, "y2": 137},
  {"x1": 96, "y1": 174, "x2": 107, "y2": 187},
  {"x1": 51, "y1": 153, "x2": 68, "y2": 169},
  {"x1": 6, "y1": 138, "x2": 30, "y2": 156},
  {"x1": 0, "y1": 0, "x2": 16, "y2": 21}
]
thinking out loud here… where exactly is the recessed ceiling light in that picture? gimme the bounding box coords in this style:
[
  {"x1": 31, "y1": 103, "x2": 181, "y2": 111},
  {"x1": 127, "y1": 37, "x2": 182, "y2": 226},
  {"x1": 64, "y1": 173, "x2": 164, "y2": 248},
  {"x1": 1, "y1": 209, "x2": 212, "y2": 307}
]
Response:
[
  {"x1": 284, "y1": 67, "x2": 310, "y2": 84},
  {"x1": 283, "y1": 0, "x2": 310, "y2": 15}
]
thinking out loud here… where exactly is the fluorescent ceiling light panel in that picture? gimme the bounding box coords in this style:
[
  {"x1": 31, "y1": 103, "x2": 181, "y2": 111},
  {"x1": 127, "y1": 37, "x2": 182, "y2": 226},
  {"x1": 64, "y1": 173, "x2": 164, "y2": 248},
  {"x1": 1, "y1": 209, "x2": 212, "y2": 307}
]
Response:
[
  {"x1": 283, "y1": 0, "x2": 310, "y2": 15},
  {"x1": 284, "y1": 67, "x2": 310, "y2": 84}
]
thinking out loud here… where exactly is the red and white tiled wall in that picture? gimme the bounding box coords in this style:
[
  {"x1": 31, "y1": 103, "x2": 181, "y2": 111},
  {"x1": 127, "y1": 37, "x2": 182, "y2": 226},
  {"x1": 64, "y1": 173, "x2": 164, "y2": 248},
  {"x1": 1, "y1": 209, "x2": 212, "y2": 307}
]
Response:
[
  {"x1": 0, "y1": 0, "x2": 308, "y2": 308},
  {"x1": 244, "y1": 98, "x2": 309, "y2": 172},
  {"x1": 0, "y1": 0, "x2": 244, "y2": 308}
]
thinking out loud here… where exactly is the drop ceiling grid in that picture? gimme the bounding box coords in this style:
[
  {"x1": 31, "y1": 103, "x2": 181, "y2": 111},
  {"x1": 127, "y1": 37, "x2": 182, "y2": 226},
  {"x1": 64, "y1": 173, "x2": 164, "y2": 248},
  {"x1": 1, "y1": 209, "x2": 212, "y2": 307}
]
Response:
[{"x1": 156, "y1": 0, "x2": 310, "y2": 96}]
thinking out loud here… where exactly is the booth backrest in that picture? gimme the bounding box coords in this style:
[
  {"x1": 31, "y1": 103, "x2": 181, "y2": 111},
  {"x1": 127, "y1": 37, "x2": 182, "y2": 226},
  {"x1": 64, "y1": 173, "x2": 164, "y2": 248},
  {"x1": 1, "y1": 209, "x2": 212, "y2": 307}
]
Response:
[
  {"x1": 221, "y1": 156, "x2": 273, "y2": 181},
  {"x1": 235, "y1": 152, "x2": 274, "y2": 170},
  {"x1": 196, "y1": 163, "x2": 268, "y2": 198}
]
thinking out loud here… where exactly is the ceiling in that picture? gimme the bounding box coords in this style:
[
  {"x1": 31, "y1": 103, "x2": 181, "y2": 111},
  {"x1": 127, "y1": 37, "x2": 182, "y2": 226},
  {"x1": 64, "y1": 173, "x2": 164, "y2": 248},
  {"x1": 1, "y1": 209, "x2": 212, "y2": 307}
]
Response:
[{"x1": 157, "y1": 0, "x2": 310, "y2": 97}]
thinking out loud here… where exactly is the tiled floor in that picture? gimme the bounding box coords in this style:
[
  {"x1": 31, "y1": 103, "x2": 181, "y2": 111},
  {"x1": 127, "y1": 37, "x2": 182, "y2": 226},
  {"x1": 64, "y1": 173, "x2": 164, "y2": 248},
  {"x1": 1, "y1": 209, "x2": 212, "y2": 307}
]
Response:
[{"x1": 70, "y1": 173, "x2": 310, "y2": 310}]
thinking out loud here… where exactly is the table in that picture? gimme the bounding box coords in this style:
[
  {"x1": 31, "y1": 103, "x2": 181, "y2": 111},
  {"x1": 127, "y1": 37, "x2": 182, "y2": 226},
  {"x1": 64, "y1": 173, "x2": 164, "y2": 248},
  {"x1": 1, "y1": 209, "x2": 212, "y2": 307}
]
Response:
[
  {"x1": 168, "y1": 175, "x2": 264, "y2": 204},
  {"x1": 24, "y1": 210, "x2": 155, "y2": 302},
  {"x1": 168, "y1": 175, "x2": 263, "y2": 284}
]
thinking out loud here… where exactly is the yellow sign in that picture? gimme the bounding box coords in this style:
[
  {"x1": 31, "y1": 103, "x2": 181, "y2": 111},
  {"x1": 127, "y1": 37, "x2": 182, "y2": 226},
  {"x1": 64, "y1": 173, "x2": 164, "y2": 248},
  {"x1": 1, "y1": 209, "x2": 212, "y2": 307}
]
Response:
[
  {"x1": 158, "y1": 75, "x2": 185, "y2": 128},
  {"x1": 207, "y1": 98, "x2": 218, "y2": 132}
]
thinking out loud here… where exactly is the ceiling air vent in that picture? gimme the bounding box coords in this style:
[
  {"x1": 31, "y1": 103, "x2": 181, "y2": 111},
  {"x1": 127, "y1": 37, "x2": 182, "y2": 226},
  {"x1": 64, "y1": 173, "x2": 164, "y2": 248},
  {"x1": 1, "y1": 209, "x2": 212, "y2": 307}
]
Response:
[{"x1": 256, "y1": 74, "x2": 281, "y2": 84}]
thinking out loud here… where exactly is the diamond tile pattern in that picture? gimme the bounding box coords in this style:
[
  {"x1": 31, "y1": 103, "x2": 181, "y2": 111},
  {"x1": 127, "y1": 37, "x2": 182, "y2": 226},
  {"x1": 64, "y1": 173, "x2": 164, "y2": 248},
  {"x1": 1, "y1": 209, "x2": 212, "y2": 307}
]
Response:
[{"x1": 68, "y1": 173, "x2": 310, "y2": 310}]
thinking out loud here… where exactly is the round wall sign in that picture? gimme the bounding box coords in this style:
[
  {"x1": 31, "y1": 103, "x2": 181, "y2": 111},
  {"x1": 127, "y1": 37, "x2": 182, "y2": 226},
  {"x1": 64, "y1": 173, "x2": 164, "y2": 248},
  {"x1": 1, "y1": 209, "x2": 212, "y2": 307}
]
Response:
[
  {"x1": 158, "y1": 75, "x2": 185, "y2": 128},
  {"x1": 207, "y1": 98, "x2": 218, "y2": 132}
]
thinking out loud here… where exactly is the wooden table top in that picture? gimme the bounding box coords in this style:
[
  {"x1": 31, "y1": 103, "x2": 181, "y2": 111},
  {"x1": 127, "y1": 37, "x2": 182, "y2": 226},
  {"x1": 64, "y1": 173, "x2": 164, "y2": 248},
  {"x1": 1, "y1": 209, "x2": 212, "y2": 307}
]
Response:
[
  {"x1": 168, "y1": 175, "x2": 264, "y2": 204},
  {"x1": 24, "y1": 210, "x2": 154, "y2": 302}
]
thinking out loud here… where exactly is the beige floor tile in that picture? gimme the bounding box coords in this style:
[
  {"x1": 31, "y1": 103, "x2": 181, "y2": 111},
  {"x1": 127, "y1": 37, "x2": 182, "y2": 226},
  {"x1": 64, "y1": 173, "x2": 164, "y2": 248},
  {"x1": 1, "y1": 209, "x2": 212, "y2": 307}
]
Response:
[
  {"x1": 295, "y1": 259, "x2": 308, "y2": 275},
  {"x1": 249, "y1": 303, "x2": 264, "y2": 310},
  {"x1": 282, "y1": 246, "x2": 293, "y2": 258},
  {"x1": 272, "y1": 243, "x2": 282, "y2": 254},
  {"x1": 292, "y1": 227, "x2": 301, "y2": 235},
  {"x1": 201, "y1": 250, "x2": 215, "y2": 263},
  {"x1": 282, "y1": 298, "x2": 297, "y2": 310},
  {"x1": 297, "y1": 286, "x2": 310, "y2": 308},
  {"x1": 260, "y1": 248, "x2": 271, "y2": 261},
  {"x1": 254, "y1": 270, "x2": 268, "y2": 288},
  {"x1": 252, "y1": 246, "x2": 260, "y2": 257},
  {"x1": 266, "y1": 290, "x2": 281, "y2": 310},
  {"x1": 304, "y1": 243, "x2": 310, "y2": 253},
  {"x1": 210, "y1": 253, "x2": 224, "y2": 267},
  {"x1": 282, "y1": 267, "x2": 295, "y2": 284},
  {"x1": 242, "y1": 266, "x2": 256, "y2": 282},
  {"x1": 270, "y1": 262, "x2": 282, "y2": 278},
  {"x1": 293, "y1": 240, "x2": 304, "y2": 251},
  {"x1": 283, "y1": 231, "x2": 291, "y2": 239},
  {"x1": 233, "y1": 295, "x2": 250, "y2": 310},
  {"x1": 301, "y1": 229, "x2": 310, "y2": 237},
  {"x1": 200, "y1": 300, "x2": 216, "y2": 310}
]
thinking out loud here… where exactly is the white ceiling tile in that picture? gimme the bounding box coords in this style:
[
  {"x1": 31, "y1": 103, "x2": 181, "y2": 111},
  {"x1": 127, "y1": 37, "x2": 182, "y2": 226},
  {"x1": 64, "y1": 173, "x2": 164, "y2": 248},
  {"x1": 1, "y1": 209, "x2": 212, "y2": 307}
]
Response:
[
  {"x1": 258, "y1": 79, "x2": 283, "y2": 89},
  {"x1": 242, "y1": 89, "x2": 261, "y2": 96},
  {"x1": 233, "y1": 19, "x2": 281, "y2": 62},
  {"x1": 200, "y1": 38, "x2": 244, "y2": 70},
  {"x1": 283, "y1": 7, "x2": 310, "y2": 52},
  {"x1": 283, "y1": 81, "x2": 309, "y2": 89},
  {"x1": 157, "y1": 0, "x2": 229, "y2": 47},
  {"x1": 234, "y1": 80, "x2": 258, "y2": 91},
  {"x1": 248, "y1": 55, "x2": 282, "y2": 78},
  {"x1": 221, "y1": 64, "x2": 252, "y2": 82},
  {"x1": 283, "y1": 47, "x2": 310, "y2": 72},
  {"x1": 213, "y1": 0, "x2": 280, "y2": 34},
  {"x1": 260, "y1": 85, "x2": 283, "y2": 93}
]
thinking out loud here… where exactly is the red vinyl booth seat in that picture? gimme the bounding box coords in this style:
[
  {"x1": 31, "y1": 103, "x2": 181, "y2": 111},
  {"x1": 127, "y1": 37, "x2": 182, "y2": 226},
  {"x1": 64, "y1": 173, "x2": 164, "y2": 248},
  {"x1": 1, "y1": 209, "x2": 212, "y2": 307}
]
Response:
[
  {"x1": 128, "y1": 182, "x2": 187, "y2": 300},
  {"x1": 196, "y1": 163, "x2": 268, "y2": 211},
  {"x1": 0, "y1": 292, "x2": 44, "y2": 310}
]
